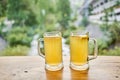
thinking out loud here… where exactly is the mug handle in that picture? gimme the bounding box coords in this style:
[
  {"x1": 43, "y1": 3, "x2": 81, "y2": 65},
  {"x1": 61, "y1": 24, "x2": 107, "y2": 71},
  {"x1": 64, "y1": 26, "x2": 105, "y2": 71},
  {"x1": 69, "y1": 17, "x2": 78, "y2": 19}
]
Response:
[
  {"x1": 88, "y1": 38, "x2": 98, "y2": 61},
  {"x1": 38, "y1": 38, "x2": 45, "y2": 58}
]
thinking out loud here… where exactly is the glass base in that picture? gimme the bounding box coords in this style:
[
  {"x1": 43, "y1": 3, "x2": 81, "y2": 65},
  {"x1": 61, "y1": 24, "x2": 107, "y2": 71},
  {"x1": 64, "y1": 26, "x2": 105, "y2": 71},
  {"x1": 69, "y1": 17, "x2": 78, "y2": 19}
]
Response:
[
  {"x1": 45, "y1": 63, "x2": 63, "y2": 71},
  {"x1": 70, "y1": 62, "x2": 89, "y2": 71}
]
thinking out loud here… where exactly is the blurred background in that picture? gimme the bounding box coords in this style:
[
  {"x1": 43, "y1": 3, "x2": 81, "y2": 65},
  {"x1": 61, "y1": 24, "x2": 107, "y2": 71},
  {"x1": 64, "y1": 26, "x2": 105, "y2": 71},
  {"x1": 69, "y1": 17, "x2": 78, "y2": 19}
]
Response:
[{"x1": 0, "y1": 0, "x2": 120, "y2": 56}]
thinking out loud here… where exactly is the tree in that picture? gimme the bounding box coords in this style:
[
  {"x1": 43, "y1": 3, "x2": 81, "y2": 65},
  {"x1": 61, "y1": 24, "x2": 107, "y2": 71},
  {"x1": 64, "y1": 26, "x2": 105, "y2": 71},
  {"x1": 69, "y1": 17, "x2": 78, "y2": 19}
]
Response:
[
  {"x1": 0, "y1": 0, "x2": 7, "y2": 17},
  {"x1": 25, "y1": 0, "x2": 57, "y2": 30},
  {"x1": 7, "y1": 0, "x2": 37, "y2": 26},
  {"x1": 57, "y1": 0, "x2": 71, "y2": 30}
]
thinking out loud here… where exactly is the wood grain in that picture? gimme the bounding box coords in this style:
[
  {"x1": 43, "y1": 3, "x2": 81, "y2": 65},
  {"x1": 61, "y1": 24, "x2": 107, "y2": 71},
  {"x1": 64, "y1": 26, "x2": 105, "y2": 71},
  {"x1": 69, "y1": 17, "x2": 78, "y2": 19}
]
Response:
[{"x1": 0, "y1": 56, "x2": 120, "y2": 80}]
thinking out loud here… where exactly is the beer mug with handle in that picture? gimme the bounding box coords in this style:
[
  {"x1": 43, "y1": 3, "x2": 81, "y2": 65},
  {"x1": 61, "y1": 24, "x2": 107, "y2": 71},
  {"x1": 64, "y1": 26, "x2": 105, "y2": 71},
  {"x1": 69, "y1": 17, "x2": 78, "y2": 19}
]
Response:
[
  {"x1": 38, "y1": 31, "x2": 63, "y2": 71},
  {"x1": 70, "y1": 31, "x2": 98, "y2": 71}
]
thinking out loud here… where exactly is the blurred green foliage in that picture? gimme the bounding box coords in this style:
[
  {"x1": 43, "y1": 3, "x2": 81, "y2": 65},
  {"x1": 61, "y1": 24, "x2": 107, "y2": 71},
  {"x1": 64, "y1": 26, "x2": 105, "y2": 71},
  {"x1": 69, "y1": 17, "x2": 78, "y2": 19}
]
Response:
[
  {"x1": 5, "y1": 0, "x2": 71, "y2": 29},
  {"x1": 63, "y1": 25, "x2": 77, "y2": 37},
  {"x1": 57, "y1": 0, "x2": 71, "y2": 29},
  {"x1": 0, "y1": 0, "x2": 71, "y2": 56},
  {"x1": 0, "y1": 0, "x2": 71, "y2": 28},
  {"x1": 0, "y1": 45, "x2": 29, "y2": 56},
  {"x1": 89, "y1": 38, "x2": 110, "y2": 55},
  {"x1": 0, "y1": 0, "x2": 7, "y2": 17},
  {"x1": 0, "y1": 0, "x2": 71, "y2": 45},
  {"x1": 100, "y1": 22, "x2": 120, "y2": 44},
  {"x1": 98, "y1": 22, "x2": 120, "y2": 55},
  {"x1": 89, "y1": 22, "x2": 120, "y2": 56},
  {"x1": 0, "y1": 22, "x2": 4, "y2": 35},
  {"x1": 0, "y1": 0, "x2": 120, "y2": 56},
  {"x1": 5, "y1": 26, "x2": 33, "y2": 47},
  {"x1": 81, "y1": 16, "x2": 89, "y2": 27},
  {"x1": 101, "y1": 46, "x2": 120, "y2": 56}
]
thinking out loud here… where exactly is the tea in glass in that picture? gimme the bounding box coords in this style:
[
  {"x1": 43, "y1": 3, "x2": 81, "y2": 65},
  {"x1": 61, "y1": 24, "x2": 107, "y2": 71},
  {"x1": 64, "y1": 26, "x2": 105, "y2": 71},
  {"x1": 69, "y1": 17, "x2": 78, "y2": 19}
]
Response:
[
  {"x1": 70, "y1": 31, "x2": 97, "y2": 71},
  {"x1": 44, "y1": 36, "x2": 62, "y2": 66},
  {"x1": 38, "y1": 31, "x2": 63, "y2": 71}
]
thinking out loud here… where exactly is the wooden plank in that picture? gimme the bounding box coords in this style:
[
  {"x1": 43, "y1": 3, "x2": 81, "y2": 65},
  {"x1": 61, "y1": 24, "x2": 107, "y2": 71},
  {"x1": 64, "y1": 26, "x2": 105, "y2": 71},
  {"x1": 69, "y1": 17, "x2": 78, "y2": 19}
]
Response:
[{"x1": 0, "y1": 56, "x2": 120, "y2": 80}]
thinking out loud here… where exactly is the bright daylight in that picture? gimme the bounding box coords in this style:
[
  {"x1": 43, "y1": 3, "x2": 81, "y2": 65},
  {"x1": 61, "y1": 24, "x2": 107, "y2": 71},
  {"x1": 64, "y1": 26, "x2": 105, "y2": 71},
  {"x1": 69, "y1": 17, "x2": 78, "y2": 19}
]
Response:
[{"x1": 0, "y1": 0, "x2": 120, "y2": 80}]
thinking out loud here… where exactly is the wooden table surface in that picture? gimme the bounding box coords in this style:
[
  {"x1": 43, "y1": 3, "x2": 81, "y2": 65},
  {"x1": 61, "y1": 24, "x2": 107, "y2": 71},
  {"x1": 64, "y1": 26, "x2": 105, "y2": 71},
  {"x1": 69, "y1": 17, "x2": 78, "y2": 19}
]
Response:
[{"x1": 0, "y1": 56, "x2": 120, "y2": 80}]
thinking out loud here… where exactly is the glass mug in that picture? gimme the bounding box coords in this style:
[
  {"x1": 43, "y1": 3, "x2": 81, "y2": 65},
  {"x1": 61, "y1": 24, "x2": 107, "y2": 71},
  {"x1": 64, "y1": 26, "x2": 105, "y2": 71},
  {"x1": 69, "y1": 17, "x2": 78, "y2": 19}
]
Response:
[
  {"x1": 38, "y1": 31, "x2": 63, "y2": 71},
  {"x1": 70, "y1": 31, "x2": 98, "y2": 71}
]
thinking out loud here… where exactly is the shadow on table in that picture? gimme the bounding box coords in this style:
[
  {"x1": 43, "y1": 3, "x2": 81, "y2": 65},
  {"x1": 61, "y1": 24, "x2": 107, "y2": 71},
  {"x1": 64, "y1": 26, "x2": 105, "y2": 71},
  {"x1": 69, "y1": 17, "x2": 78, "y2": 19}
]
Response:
[
  {"x1": 70, "y1": 69, "x2": 88, "y2": 80},
  {"x1": 45, "y1": 69, "x2": 63, "y2": 80},
  {"x1": 45, "y1": 67, "x2": 88, "y2": 80}
]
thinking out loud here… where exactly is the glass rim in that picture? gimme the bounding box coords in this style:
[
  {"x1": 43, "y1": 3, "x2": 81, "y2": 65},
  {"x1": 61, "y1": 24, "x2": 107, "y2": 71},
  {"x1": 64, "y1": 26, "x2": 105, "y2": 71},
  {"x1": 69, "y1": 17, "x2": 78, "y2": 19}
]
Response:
[
  {"x1": 71, "y1": 30, "x2": 89, "y2": 36},
  {"x1": 44, "y1": 31, "x2": 61, "y2": 37}
]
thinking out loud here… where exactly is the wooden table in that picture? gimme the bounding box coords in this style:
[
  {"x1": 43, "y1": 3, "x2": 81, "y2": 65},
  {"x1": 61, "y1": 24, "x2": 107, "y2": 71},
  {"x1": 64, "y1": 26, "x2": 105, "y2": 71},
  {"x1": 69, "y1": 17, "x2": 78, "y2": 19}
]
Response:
[{"x1": 0, "y1": 56, "x2": 120, "y2": 80}]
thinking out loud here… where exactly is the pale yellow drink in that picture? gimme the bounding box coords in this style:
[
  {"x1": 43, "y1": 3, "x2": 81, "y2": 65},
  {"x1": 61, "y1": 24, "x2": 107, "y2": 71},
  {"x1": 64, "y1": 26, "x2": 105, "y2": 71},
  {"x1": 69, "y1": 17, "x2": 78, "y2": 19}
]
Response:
[
  {"x1": 70, "y1": 35, "x2": 89, "y2": 65},
  {"x1": 44, "y1": 36, "x2": 62, "y2": 66}
]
